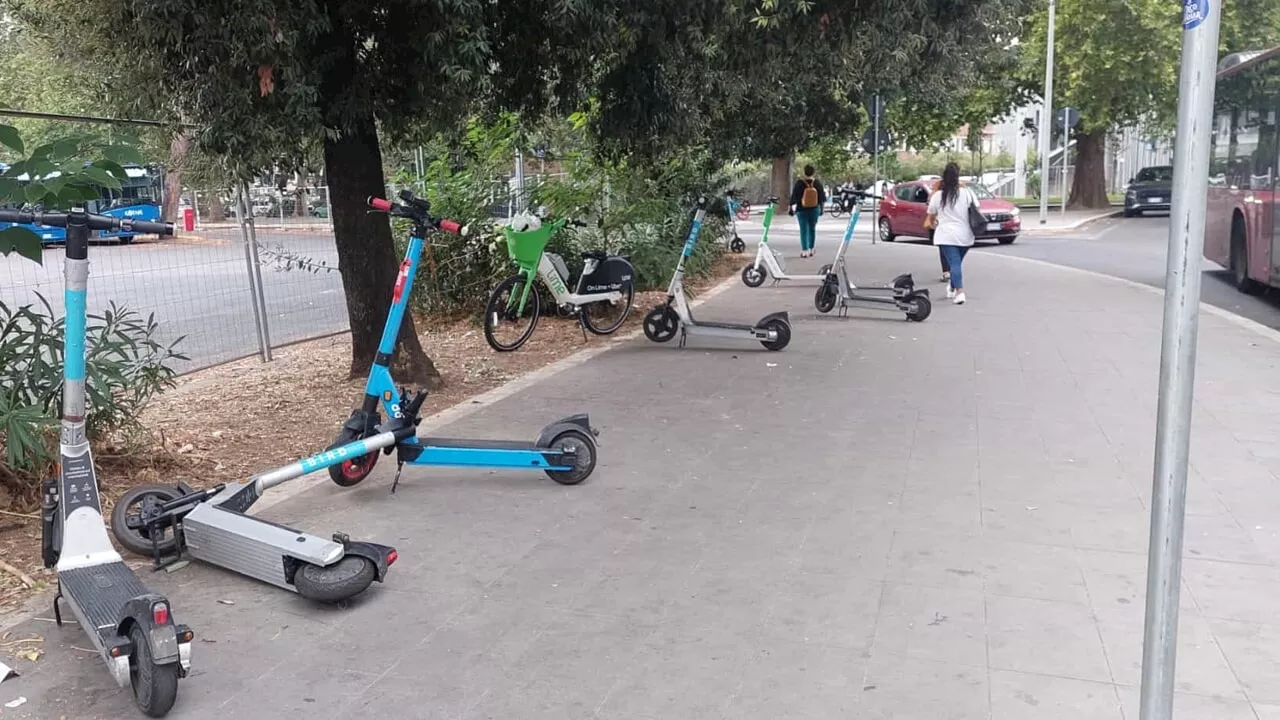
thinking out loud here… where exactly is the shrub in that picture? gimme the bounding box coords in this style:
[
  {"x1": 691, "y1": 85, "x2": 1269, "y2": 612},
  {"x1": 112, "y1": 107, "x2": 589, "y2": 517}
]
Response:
[{"x1": 0, "y1": 298, "x2": 186, "y2": 483}]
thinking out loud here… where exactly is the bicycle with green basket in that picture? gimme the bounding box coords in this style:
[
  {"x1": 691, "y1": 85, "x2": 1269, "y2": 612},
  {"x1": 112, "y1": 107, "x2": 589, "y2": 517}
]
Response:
[{"x1": 483, "y1": 218, "x2": 636, "y2": 352}]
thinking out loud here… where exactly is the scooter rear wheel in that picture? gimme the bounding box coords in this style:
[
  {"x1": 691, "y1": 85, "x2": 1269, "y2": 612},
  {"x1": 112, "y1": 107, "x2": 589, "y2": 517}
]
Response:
[
  {"x1": 543, "y1": 429, "x2": 597, "y2": 486},
  {"x1": 327, "y1": 429, "x2": 380, "y2": 487},
  {"x1": 760, "y1": 318, "x2": 792, "y2": 351},
  {"x1": 905, "y1": 294, "x2": 932, "y2": 322},
  {"x1": 294, "y1": 556, "x2": 378, "y2": 602},
  {"x1": 128, "y1": 624, "x2": 179, "y2": 718},
  {"x1": 111, "y1": 484, "x2": 183, "y2": 557}
]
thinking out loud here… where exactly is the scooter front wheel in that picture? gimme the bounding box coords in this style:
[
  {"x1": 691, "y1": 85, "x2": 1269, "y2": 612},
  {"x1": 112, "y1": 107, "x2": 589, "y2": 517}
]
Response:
[
  {"x1": 128, "y1": 624, "x2": 179, "y2": 718},
  {"x1": 327, "y1": 429, "x2": 380, "y2": 487},
  {"x1": 729, "y1": 236, "x2": 746, "y2": 253},
  {"x1": 111, "y1": 484, "x2": 183, "y2": 557},
  {"x1": 814, "y1": 281, "x2": 838, "y2": 314},
  {"x1": 760, "y1": 318, "x2": 792, "y2": 351},
  {"x1": 741, "y1": 264, "x2": 767, "y2": 288},
  {"x1": 642, "y1": 306, "x2": 680, "y2": 343},
  {"x1": 293, "y1": 556, "x2": 378, "y2": 602},
  {"x1": 544, "y1": 429, "x2": 598, "y2": 486}
]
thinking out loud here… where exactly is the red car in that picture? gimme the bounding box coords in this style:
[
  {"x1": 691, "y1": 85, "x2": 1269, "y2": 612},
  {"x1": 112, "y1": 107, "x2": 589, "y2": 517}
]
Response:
[{"x1": 877, "y1": 180, "x2": 1021, "y2": 245}]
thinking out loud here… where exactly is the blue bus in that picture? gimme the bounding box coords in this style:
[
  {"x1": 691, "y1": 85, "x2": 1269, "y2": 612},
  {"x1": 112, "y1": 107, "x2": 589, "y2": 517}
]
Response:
[{"x1": 0, "y1": 163, "x2": 163, "y2": 244}]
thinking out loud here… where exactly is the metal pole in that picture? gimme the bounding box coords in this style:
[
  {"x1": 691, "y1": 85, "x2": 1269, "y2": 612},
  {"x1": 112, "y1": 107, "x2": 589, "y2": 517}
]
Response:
[
  {"x1": 872, "y1": 94, "x2": 880, "y2": 245},
  {"x1": 1060, "y1": 129, "x2": 1069, "y2": 216},
  {"x1": 1038, "y1": 0, "x2": 1056, "y2": 224},
  {"x1": 235, "y1": 183, "x2": 273, "y2": 362},
  {"x1": 1139, "y1": 2, "x2": 1221, "y2": 719}
]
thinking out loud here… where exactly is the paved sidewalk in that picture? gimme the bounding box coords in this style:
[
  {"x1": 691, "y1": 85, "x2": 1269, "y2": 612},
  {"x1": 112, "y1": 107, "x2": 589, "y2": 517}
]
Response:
[{"x1": 3, "y1": 225, "x2": 1280, "y2": 719}]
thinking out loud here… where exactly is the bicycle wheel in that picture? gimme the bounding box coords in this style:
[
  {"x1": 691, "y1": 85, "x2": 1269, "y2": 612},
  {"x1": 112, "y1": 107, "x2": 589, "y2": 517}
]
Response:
[
  {"x1": 484, "y1": 273, "x2": 541, "y2": 352},
  {"x1": 581, "y1": 281, "x2": 635, "y2": 336}
]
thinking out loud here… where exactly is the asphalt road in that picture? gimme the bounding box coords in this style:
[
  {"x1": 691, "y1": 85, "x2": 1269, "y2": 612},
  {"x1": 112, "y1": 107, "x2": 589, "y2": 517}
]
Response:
[
  {"x1": 978, "y1": 214, "x2": 1280, "y2": 333},
  {"x1": 0, "y1": 228, "x2": 348, "y2": 372}
]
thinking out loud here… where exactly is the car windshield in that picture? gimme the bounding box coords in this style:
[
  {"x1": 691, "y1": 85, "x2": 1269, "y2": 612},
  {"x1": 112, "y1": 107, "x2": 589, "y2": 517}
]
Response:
[
  {"x1": 1135, "y1": 166, "x2": 1173, "y2": 182},
  {"x1": 965, "y1": 183, "x2": 995, "y2": 199}
]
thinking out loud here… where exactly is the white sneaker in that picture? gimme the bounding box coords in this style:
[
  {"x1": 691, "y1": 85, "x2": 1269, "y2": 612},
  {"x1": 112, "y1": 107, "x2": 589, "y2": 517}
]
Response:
[
  {"x1": 946, "y1": 287, "x2": 956, "y2": 300},
  {"x1": 941, "y1": 272, "x2": 951, "y2": 282},
  {"x1": 953, "y1": 292, "x2": 966, "y2": 305}
]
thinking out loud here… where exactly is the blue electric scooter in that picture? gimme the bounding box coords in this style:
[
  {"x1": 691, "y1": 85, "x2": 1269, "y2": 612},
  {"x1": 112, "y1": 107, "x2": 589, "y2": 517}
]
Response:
[{"x1": 325, "y1": 191, "x2": 599, "y2": 491}]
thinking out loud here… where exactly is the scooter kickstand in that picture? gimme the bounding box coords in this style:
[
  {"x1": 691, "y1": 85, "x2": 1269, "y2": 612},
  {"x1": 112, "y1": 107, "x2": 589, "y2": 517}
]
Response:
[{"x1": 390, "y1": 462, "x2": 406, "y2": 494}]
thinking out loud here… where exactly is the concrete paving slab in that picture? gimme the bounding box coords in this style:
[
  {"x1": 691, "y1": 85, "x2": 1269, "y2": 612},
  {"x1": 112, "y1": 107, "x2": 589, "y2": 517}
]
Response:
[{"x1": 4, "y1": 226, "x2": 1280, "y2": 718}]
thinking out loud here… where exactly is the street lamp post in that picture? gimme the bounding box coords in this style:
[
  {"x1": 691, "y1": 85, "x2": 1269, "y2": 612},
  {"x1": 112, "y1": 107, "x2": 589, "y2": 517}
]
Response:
[
  {"x1": 1139, "y1": 1, "x2": 1222, "y2": 719},
  {"x1": 1038, "y1": 0, "x2": 1056, "y2": 224}
]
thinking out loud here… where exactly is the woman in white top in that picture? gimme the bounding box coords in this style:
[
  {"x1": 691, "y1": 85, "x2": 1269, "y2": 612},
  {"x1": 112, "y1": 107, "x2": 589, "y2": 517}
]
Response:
[{"x1": 925, "y1": 162, "x2": 977, "y2": 305}]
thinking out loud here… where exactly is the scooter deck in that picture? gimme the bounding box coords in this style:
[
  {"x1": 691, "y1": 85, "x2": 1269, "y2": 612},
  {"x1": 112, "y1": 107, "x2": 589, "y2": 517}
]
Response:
[
  {"x1": 59, "y1": 562, "x2": 152, "y2": 637},
  {"x1": 414, "y1": 437, "x2": 538, "y2": 451},
  {"x1": 692, "y1": 320, "x2": 760, "y2": 331},
  {"x1": 182, "y1": 501, "x2": 344, "y2": 591}
]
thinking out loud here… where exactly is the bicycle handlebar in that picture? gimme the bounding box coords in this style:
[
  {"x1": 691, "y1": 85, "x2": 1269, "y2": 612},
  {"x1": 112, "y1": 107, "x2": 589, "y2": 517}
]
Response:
[
  {"x1": 0, "y1": 209, "x2": 173, "y2": 236},
  {"x1": 366, "y1": 194, "x2": 467, "y2": 236}
]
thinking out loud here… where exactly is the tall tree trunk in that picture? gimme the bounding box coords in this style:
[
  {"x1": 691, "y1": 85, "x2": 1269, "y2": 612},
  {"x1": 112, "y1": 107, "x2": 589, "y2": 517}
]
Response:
[
  {"x1": 770, "y1": 154, "x2": 793, "y2": 206},
  {"x1": 162, "y1": 132, "x2": 190, "y2": 223},
  {"x1": 1068, "y1": 129, "x2": 1111, "y2": 210},
  {"x1": 206, "y1": 193, "x2": 226, "y2": 223},
  {"x1": 323, "y1": 115, "x2": 441, "y2": 388}
]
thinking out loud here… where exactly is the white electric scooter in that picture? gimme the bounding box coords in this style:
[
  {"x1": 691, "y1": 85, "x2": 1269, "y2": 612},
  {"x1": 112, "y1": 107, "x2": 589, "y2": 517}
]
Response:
[
  {"x1": 740, "y1": 197, "x2": 842, "y2": 288},
  {"x1": 813, "y1": 195, "x2": 932, "y2": 322},
  {"x1": 642, "y1": 197, "x2": 792, "y2": 350}
]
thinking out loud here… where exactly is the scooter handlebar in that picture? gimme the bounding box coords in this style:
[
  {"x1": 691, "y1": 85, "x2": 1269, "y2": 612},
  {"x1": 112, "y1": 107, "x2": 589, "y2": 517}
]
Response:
[{"x1": 368, "y1": 196, "x2": 393, "y2": 212}]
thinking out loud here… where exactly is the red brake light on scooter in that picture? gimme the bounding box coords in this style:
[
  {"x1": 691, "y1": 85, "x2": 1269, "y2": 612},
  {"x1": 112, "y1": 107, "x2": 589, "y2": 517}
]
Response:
[
  {"x1": 152, "y1": 601, "x2": 169, "y2": 625},
  {"x1": 385, "y1": 550, "x2": 399, "y2": 566},
  {"x1": 368, "y1": 197, "x2": 393, "y2": 212}
]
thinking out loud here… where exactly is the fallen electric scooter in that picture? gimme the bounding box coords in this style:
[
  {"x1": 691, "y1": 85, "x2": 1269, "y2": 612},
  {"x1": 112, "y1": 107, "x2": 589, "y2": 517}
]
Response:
[
  {"x1": 813, "y1": 194, "x2": 931, "y2": 322},
  {"x1": 0, "y1": 206, "x2": 195, "y2": 717},
  {"x1": 324, "y1": 192, "x2": 599, "y2": 491},
  {"x1": 643, "y1": 197, "x2": 792, "y2": 350}
]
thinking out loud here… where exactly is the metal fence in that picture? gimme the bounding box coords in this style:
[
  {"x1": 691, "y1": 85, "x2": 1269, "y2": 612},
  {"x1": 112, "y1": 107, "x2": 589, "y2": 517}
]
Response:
[
  {"x1": 0, "y1": 185, "x2": 347, "y2": 375},
  {"x1": 0, "y1": 174, "x2": 565, "y2": 375}
]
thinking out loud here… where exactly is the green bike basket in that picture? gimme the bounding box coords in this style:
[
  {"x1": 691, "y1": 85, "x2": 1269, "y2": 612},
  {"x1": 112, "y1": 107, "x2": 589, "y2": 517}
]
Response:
[{"x1": 503, "y1": 219, "x2": 566, "y2": 267}]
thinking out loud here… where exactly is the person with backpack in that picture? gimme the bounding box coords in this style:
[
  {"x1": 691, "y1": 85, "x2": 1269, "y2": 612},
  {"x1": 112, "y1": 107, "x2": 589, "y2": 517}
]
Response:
[{"x1": 788, "y1": 165, "x2": 827, "y2": 258}]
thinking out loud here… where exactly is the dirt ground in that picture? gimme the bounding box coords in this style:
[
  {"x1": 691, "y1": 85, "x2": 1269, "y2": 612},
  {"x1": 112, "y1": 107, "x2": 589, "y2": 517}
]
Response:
[{"x1": 0, "y1": 255, "x2": 740, "y2": 615}]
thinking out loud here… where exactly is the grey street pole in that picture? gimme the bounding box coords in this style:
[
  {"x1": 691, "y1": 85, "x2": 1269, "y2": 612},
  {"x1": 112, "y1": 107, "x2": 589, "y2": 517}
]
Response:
[
  {"x1": 872, "y1": 94, "x2": 880, "y2": 245},
  {"x1": 1139, "y1": 2, "x2": 1221, "y2": 719},
  {"x1": 1038, "y1": 0, "x2": 1056, "y2": 224},
  {"x1": 1059, "y1": 127, "x2": 1069, "y2": 216}
]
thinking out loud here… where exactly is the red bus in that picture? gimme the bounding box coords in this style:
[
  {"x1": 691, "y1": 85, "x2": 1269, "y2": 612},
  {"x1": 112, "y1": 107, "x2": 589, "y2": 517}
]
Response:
[{"x1": 1205, "y1": 46, "x2": 1280, "y2": 293}]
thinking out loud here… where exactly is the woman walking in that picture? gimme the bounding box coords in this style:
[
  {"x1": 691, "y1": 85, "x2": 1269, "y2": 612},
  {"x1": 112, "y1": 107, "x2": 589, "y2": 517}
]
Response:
[
  {"x1": 924, "y1": 177, "x2": 950, "y2": 282},
  {"x1": 924, "y1": 162, "x2": 977, "y2": 304},
  {"x1": 789, "y1": 165, "x2": 826, "y2": 258}
]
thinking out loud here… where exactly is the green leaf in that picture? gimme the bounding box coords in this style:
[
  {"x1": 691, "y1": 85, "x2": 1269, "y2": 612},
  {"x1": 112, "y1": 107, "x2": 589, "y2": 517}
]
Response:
[
  {"x1": 0, "y1": 125, "x2": 24, "y2": 154},
  {"x1": 0, "y1": 227, "x2": 43, "y2": 265},
  {"x1": 92, "y1": 159, "x2": 127, "y2": 181},
  {"x1": 24, "y1": 182, "x2": 47, "y2": 202},
  {"x1": 81, "y1": 164, "x2": 121, "y2": 189},
  {"x1": 102, "y1": 145, "x2": 143, "y2": 166}
]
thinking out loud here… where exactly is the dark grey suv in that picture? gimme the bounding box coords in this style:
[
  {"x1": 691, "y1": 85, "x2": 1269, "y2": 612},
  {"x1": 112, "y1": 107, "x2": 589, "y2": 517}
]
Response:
[{"x1": 1124, "y1": 166, "x2": 1173, "y2": 217}]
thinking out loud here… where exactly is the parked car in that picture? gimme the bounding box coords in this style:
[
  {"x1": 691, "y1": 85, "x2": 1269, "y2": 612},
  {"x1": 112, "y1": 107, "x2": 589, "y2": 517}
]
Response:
[
  {"x1": 877, "y1": 180, "x2": 1021, "y2": 244},
  {"x1": 1124, "y1": 165, "x2": 1173, "y2": 217}
]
